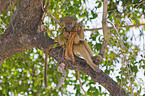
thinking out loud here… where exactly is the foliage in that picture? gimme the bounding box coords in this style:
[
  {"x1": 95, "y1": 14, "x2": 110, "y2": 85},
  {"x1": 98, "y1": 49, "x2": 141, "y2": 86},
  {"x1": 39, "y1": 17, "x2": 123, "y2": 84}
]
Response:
[{"x1": 0, "y1": 0, "x2": 145, "y2": 95}]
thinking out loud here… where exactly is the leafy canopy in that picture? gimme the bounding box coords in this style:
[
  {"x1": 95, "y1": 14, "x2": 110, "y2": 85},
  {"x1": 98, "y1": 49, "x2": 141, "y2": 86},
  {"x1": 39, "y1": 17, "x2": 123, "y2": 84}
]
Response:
[{"x1": 0, "y1": 0, "x2": 145, "y2": 95}]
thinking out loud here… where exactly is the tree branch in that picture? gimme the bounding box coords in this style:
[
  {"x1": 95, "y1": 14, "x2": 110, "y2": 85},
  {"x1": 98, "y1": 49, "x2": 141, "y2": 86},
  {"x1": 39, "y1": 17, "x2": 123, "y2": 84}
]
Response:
[
  {"x1": 126, "y1": 1, "x2": 145, "y2": 16},
  {"x1": 99, "y1": 0, "x2": 110, "y2": 58},
  {"x1": 0, "y1": 0, "x2": 44, "y2": 61},
  {"x1": 0, "y1": 0, "x2": 18, "y2": 13},
  {"x1": 49, "y1": 47, "x2": 126, "y2": 96},
  {"x1": 0, "y1": 0, "x2": 126, "y2": 95},
  {"x1": 107, "y1": 20, "x2": 126, "y2": 51},
  {"x1": 84, "y1": 23, "x2": 145, "y2": 31},
  {"x1": 46, "y1": 11, "x2": 60, "y2": 25}
]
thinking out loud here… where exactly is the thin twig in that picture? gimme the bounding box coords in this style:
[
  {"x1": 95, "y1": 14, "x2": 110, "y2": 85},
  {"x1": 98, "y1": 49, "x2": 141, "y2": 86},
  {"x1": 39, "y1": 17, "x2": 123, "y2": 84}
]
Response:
[
  {"x1": 46, "y1": 11, "x2": 60, "y2": 25},
  {"x1": 107, "y1": 20, "x2": 126, "y2": 51},
  {"x1": 43, "y1": 23, "x2": 145, "y2": 32},
  {"x1": 108, "y1": 1, "x2": 145, "y2": 13},
  {"x1": 41, "y1": 1, "x2": 47, "y2": 22},
  {"x1": 77, "y1": 71, "x2": 87, "y2": 96},
  {"x1": 44, "y1": 1, "x2": 50, "y2": 11},
  {"x1": 44, "y1": 52, "x2": 48, "y2": 89},
  {"x1": 127, "y1": 1, "x2": 145, "y2": 16},
  {"x1": 84, "y1": 23, "x2": 145, "y2": 31},
  {"x1": 41, "y1": 1, "x2": 60, "y2": 25},
  {"x1": 125, "y1": 1, "x2": 145, "y2": 7},
  {"x1": 56, "y1": 63, "x2": 66, "y2": 89}
]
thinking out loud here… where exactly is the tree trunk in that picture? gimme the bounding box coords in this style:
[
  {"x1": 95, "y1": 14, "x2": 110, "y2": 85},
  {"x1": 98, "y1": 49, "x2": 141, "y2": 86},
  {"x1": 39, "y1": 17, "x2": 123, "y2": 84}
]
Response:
[{"x1": 0, "y1": 0, "x2": 126, "y2": 95}]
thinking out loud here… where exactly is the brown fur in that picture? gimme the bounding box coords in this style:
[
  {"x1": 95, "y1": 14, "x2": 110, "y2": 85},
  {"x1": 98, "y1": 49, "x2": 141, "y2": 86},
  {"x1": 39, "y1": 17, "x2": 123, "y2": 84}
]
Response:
[
  {"x1": 65, "y1": 32, "x2": 77, "y2": 61},
  {"x1": 59, "y1": 16, "x2": 101, "y2": 72}
]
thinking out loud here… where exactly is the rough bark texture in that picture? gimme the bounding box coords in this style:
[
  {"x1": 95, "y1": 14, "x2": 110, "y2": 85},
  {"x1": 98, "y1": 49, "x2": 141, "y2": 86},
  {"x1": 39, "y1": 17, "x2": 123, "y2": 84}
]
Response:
[
  {"x1": 0, "y1": 0, "x2": 17, "y2": 13},
  {"x1": 0, "y1": 0, "x2": 126, "y2": 95},
  {"x1": 0, "y1": 0, "x2": 44, "y2": 61}
]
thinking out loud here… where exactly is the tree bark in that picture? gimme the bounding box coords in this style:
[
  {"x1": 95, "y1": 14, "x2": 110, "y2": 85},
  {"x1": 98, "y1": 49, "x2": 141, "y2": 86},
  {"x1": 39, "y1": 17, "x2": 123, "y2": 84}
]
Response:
[
  {"x1": 0, "y1": 0, "x2": 18, "y2": 13},
  {"x1": 0, "y1": 0, "x2": 126, "y2": 95},
  {"x1": 0, "y1": 0, "x2": 44, "y2": 62}
]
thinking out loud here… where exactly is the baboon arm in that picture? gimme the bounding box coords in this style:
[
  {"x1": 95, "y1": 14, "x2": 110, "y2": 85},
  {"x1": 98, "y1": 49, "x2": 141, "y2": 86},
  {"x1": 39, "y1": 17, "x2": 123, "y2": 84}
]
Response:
[
  {"x1": 78, "y1": 30, "x2": 84, "y2": 40},
  {"x1": 73, "y1": 34, "x2": 81, "y2": 44}
]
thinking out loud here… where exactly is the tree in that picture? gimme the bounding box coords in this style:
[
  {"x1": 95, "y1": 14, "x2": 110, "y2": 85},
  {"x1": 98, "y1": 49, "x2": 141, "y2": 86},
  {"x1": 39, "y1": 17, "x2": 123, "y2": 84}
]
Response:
[{"x1": 0, "y1": 0, "x2": 145, "y2": 95}]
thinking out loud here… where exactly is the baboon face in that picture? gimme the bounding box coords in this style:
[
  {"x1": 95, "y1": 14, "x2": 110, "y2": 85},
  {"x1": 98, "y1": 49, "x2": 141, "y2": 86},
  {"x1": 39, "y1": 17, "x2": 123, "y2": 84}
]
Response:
[{"x1": 60, "y1": 16, "x2": 77, "y2": 32}]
